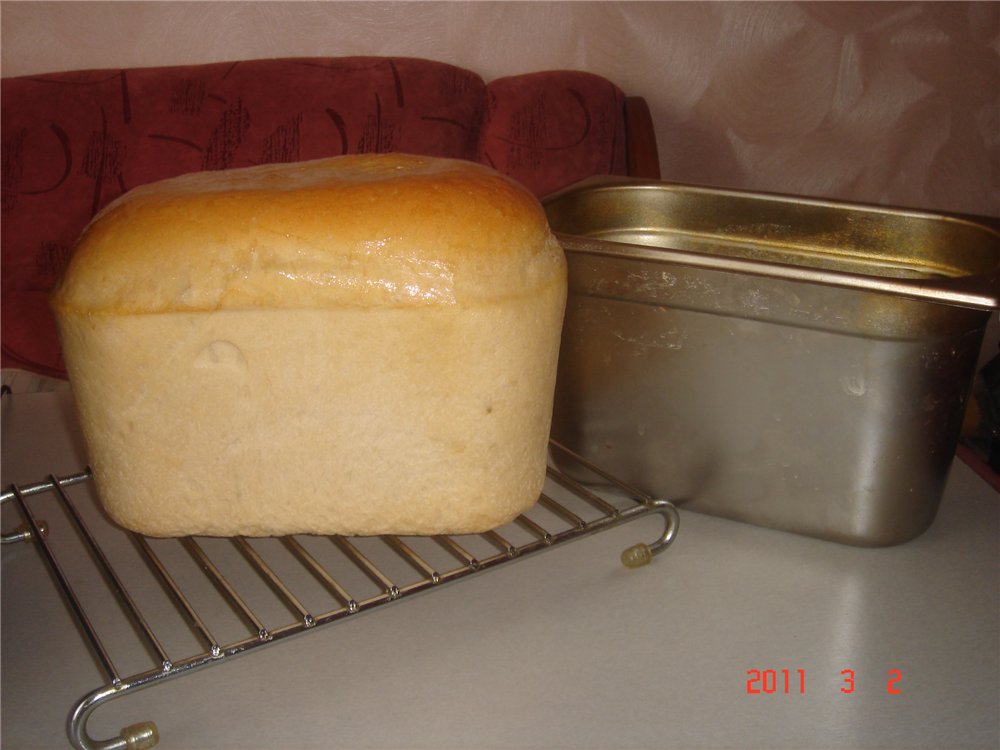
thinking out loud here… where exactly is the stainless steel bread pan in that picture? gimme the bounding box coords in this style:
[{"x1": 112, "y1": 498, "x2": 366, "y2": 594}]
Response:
[{"x1": 544, "y1": 176, "x2": 1000, "y2": 546}]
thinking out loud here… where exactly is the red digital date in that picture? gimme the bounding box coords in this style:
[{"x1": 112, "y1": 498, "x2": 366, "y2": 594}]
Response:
[{"x1": 747, "y1": 669, "x2": 903, "y2": 695}]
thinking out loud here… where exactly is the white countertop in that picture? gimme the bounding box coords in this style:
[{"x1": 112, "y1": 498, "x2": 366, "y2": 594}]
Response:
[{"x1": 2, "y1": 387, "x2": 998, "y2": 750}]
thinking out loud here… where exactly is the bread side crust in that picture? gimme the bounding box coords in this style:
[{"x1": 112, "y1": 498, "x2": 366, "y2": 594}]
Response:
[{"x1": 57, "y1": 279, "x2": 566, "y2": 537}]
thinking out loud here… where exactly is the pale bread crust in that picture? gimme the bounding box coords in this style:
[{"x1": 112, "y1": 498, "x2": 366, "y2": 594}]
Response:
[{"x1": 52, "y1": 154, "x2": 566, "y2": 537}]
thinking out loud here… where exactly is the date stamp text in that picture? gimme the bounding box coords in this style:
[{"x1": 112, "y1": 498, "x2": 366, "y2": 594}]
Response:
[{"x1": 746, "y1": 668, "x2": 903, "y2": 695}]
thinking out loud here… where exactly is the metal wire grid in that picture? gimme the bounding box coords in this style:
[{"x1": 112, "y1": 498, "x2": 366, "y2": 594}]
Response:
[{"x1": 2, "y1": 441, "x2": 678, "y2": 750}]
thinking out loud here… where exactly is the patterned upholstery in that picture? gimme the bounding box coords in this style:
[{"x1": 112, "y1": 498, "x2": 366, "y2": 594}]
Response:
[{"x1": 1, "y1": 56, "x2": 633, "y2": 376}]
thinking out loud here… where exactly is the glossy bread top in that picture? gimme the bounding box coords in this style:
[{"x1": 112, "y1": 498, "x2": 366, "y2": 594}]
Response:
[{"x1": 52, "y1": 153, "x2": 562, "y2": 314}]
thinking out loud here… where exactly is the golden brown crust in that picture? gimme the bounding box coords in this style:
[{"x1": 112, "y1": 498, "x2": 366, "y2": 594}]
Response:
[{"x1": 51, "y1": 153, "x2": 556, "y2": 314}]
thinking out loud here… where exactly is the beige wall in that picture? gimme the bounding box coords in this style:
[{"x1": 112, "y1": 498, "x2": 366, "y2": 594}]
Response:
[{"x1": 3, "y1": 1, "x2": 997, "y2": 216}]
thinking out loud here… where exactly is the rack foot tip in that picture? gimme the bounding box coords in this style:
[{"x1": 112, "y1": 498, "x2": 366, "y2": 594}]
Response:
[
  {"x1": 1, "y1": 520, "x2": 48, "y2": 544},
  {"x1": 620, "y1": 542, "x2": 653, "y2": 569},
  {"x1": 120, "y1": 721, "x2": 159, "y2": 750}
]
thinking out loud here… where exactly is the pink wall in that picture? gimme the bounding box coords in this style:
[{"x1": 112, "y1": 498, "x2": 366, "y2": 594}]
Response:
[{"x1": 3, "y1": 1, "x2": 997, "y2": 216}]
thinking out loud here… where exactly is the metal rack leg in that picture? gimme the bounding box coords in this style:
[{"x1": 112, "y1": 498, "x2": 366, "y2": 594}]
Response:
[
  {"x1": 620, "y1": 499, "x2": 680, "y2": 568},
  {"x1": 68, "y1": 685, "x2": 159, "y2": 750}
]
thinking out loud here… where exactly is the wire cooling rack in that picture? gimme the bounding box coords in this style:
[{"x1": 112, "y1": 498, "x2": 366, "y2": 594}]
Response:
[{"x1": 2, "y1": 441, "x2": 678, "y2": 750}]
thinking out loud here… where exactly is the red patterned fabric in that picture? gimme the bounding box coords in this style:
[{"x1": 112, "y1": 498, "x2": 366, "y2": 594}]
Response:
[
  {"x1": 481, "y1": 70, "x2": 626, "y2": 198},
  {"x1": 1, "y1": 56, "x2": 628, "y2": 376}
]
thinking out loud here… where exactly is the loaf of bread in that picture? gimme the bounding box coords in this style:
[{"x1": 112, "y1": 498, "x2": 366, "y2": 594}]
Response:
[{"x1": 51, "y1": 154, "x2": 567, "y2": 537}]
